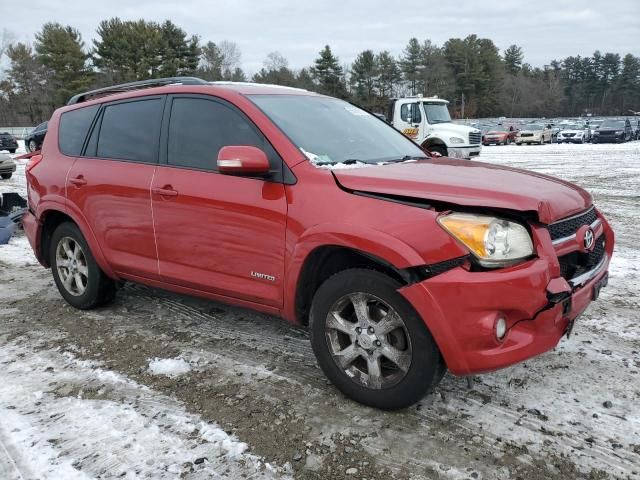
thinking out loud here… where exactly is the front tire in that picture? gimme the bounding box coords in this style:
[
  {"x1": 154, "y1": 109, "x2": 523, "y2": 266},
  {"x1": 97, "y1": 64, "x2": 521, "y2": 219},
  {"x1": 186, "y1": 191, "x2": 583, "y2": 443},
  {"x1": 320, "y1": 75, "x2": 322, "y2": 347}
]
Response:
[
  {"x1": 428, "y1": 145, "x2": 447, "y2": 157},
  {"x1": 28, "y1": 140, "x2": 37, "y2": 152},
  {"x1": 50, "y1": 222, "x2": 116, "y2": 309},
  {"x1": 310, "y1": 269, "x2": 444, "y2": 410},
  {"x1": 1, "y1": 173, "x2": 11, "y2": 179}
]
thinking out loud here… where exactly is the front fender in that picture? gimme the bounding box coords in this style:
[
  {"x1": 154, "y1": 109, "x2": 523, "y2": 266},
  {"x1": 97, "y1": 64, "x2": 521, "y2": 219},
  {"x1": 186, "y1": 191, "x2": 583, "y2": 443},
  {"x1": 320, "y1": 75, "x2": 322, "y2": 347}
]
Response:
[{"x1": 282, "y1": 223, "x2": 425, "y2": 323}]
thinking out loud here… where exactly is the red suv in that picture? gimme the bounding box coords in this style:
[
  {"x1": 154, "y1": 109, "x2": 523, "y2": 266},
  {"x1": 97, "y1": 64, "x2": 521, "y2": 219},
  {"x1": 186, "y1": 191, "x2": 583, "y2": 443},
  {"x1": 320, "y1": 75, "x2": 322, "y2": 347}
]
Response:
[{"x1": 23, "y1": 78, "x2": 614, "y2": 409}]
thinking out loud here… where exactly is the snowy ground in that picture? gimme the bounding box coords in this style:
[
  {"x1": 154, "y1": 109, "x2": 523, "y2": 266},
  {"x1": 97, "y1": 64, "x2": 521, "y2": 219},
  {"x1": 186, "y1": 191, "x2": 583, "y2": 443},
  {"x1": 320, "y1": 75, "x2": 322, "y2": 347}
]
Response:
[{"x1": 0, "y1": 141, "x2": 639, "y2": 479}]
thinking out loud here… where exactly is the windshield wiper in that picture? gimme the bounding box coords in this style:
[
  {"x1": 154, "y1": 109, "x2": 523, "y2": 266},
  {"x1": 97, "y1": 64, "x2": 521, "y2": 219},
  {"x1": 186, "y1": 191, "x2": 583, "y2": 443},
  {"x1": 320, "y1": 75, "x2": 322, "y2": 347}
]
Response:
[{"x1": 382, "y1": 155, "x2": 428, "y2": 164}]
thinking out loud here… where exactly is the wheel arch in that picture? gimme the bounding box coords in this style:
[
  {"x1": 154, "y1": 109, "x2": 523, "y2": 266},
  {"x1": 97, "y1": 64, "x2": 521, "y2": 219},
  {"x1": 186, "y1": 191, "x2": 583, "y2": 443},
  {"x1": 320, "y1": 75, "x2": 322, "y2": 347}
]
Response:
[
  {"x1": 284, "y1": 226, "x2": 426, "y2": 326},
  {"x1": 38, "y1": 207, "x2": 116, "y2": 278}
]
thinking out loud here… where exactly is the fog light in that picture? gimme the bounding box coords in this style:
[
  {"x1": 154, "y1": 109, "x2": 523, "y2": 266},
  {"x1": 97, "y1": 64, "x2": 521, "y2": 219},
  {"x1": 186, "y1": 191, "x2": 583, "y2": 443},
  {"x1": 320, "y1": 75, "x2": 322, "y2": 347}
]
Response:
[{"x1": 495, "y1": 317, "x2": 507, "y2": 341}]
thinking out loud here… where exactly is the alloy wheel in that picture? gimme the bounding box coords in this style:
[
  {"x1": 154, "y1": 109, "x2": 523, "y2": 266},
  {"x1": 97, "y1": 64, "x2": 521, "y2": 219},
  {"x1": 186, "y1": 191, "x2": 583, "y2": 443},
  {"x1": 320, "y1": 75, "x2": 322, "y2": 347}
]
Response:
[
  {"x1": 55, "y1": 236, "x2": 89, "y2": 296},
  {"x1": 325, "y1": 292, "x2": 412, "y2": 390}
]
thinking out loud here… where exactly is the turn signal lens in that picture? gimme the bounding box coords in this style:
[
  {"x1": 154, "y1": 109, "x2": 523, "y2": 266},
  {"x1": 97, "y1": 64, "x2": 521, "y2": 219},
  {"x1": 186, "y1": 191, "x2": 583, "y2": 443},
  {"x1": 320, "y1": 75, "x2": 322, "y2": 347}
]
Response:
[{"x1": 438, "y1": 213, "x2": 534, "y2": 267}]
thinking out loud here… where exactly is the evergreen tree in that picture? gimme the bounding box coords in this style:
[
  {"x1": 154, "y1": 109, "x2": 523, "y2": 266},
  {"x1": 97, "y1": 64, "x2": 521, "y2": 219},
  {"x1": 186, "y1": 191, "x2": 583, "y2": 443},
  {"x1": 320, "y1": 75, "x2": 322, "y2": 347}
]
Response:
[
  {"x1": 351, "y1": 50, "x2": 378, "y2": 109},
  {"x1": 503, "y1": 45, "x2": 524, "y2": 75},
  {"x1": 311, "y1": 45, "x2": 347, "y2": 98},
  {"x1": 376, "y1": 51, "x2": 401, "y2": 100},
  {"x1": 399, "y1": 38, "x2": 422, "y2": 94},
  {"x1": 34, "y1": 22, "x2": 92, "y2": 107},
  {"x1": 198, "y1": 41, "x2": 224, "y2": 81}
]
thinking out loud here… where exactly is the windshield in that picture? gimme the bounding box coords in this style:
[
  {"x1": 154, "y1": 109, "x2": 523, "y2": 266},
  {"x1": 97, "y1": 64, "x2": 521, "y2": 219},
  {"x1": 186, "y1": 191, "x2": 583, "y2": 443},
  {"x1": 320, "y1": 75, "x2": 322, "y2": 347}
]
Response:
[
  {"x1": 562, "y1": 124, "x2": 582, "y2": 130},
  {"x1": 525, "y1": 124, "x2": 544, "y2": 131},
  {"x1": 249, "y1": 95, "x2": 428, "y2": 165},
  {"x1": 422, "y1": 102, "x2": 451, "y2": 124},
  {"x1": 600, "y1": 120, "x2": 625, "y2": 129}
]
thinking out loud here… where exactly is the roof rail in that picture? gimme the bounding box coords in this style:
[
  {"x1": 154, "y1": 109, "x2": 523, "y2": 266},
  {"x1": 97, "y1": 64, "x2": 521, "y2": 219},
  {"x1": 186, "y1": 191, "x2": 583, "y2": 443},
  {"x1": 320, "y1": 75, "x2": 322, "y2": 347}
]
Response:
[{"x1": 66, "y1": 77, "x2": 209, "y2": 105}]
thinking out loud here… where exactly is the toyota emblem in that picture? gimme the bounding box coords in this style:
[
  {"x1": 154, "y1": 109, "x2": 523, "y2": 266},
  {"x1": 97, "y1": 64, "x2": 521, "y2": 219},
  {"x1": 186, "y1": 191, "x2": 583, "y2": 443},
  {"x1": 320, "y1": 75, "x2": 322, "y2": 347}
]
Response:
[{"x1": 583, "y1": 228, "x2": 595, "y2": 250}]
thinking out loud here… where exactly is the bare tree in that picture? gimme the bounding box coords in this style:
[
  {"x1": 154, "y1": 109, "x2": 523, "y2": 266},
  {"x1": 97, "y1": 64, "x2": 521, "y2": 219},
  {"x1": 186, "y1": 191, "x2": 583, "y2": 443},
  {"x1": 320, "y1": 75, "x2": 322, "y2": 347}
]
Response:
[
  {"x1": 218, "y1": 40, "x2": 241, "y2": 79},
  {"x1": 263, "y1": 51, "x2": 288, "y2": 71}
]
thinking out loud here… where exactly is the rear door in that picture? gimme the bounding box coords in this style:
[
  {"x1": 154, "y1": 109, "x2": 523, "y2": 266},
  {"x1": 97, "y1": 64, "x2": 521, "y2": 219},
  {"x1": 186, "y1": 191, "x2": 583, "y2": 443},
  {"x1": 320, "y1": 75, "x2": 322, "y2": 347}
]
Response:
[
  {"x1": 66, "y1": 96, "x2": 164, "y2": 280},
  {"x1": 151, "y1": 94, "x2": 287, "y2": 307}
]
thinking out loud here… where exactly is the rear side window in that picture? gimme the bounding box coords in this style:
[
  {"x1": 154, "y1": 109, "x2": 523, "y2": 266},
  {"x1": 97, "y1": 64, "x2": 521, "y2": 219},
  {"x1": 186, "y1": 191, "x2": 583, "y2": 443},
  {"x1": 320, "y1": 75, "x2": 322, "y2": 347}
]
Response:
[
  {"x1": 58, "y1": 105, "x2": 99, "y2": 156},
  {"x1": 97, "y1": 99, "x2": 163, "y2": 163},
  {"x1": 167, "y1": 97, "x2": 264, "y2": 171}
]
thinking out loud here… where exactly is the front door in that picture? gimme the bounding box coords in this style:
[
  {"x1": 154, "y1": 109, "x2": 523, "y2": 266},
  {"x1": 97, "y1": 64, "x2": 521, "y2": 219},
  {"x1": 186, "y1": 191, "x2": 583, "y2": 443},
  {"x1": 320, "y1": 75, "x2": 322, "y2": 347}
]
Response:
[{"x1": 151, "y1": 95, "x2": 287, "y2": 307}]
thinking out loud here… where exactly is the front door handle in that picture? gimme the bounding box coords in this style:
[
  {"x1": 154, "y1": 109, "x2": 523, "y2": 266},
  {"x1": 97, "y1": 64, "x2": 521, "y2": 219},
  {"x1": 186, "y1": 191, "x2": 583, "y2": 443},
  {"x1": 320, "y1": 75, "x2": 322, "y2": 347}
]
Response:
[
  {"x1": 69, "y1": 176, "x2": 87, "y2": 186},
  {"x1": 152, "y1": 186, "x2": 178, "y2": 197}
]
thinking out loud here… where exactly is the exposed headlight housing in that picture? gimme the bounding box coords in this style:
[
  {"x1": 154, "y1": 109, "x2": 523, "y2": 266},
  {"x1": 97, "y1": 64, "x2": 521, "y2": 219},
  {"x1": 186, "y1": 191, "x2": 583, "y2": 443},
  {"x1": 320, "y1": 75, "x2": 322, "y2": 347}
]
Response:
[
  {"x1": 438, "y1": 213, "x2": 534, "y2": 268},
  {"x1": 450, "y1": 136, "x2": 465, "y2": 144}
]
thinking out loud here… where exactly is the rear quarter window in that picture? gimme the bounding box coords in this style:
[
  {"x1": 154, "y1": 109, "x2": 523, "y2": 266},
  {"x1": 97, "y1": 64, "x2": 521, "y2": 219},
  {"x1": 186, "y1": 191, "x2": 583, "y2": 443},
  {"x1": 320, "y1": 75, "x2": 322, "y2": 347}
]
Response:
[{"x1": 59, "y1": 106, "x2": 99, "y2": 156}]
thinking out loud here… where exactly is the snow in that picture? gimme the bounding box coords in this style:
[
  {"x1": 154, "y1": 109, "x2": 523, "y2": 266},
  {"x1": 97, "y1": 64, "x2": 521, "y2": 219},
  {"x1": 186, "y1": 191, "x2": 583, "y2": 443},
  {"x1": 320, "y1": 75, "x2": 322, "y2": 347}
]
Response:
[
  {"x1": 0, "y1": 341, "x2": 290, "y2": 479},
  {"x1": 148, "y1": 357, "x2": 192, "y2": 377}
]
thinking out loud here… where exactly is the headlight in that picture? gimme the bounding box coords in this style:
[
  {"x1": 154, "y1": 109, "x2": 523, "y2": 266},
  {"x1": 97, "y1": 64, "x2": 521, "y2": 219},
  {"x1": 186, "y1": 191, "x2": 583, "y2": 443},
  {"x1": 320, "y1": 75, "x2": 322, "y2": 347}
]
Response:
[
  {"x1": 450, "y1": 136, "x2": 464, "y2": 144},
  {"x1": 594, "y1": 131, "x2": 600, "y2": 135},
  {"x1": 438, "y1": 213, "x2": 534, "y2": 267},
  {"x1": 615, "y1": 130, "x2": 623, "y2": 134}
]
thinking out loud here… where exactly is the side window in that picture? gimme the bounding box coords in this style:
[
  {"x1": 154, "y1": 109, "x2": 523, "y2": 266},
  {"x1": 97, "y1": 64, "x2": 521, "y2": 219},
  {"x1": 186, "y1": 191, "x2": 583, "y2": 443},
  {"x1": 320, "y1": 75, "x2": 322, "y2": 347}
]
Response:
[
  {"x1": 58, "y1": 105, "x2": 99, "y2": 156},
  {"x1": 400, "y1": 103, "x2": 421, "y2": 124},
  {"x1": 167, "y1": 97, "x2": 265, "y2": 171},
  {"x1": 97, "y1": 99, "x2": 163, "y2": 163}
]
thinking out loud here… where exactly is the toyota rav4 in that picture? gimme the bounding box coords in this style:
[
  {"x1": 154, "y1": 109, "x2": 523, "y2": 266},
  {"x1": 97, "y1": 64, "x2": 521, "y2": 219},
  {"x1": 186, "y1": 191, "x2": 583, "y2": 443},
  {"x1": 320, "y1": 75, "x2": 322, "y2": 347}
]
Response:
[{"x1": 23, "y1": 78, "x2": 614, "y2": 410}]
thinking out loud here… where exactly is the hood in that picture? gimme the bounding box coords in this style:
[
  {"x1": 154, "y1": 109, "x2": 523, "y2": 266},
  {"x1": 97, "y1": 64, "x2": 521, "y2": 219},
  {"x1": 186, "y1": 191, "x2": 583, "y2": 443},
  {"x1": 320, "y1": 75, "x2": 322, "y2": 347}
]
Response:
[
  {"x1": 332, "y1": 158, "x2": 592, "y2": 224},
  {"x1": 519, "y1": 129, "x2": 543, "y2": 134},
  {"x1": 433, "y1": 123, "x2": 478, "y2": 136},
  {"x1": 486, "y1": 130, "x2": 508, "y2": 135}
]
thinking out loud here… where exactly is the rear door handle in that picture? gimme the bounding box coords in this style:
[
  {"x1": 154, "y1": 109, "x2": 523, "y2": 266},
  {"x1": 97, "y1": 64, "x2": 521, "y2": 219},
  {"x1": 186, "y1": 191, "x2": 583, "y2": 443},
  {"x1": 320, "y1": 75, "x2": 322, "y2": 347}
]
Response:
[
  {"x1": 152, "y1": 186, "x2": 178, "y2": 197},
  {"x1": 69, "y1": 176, "x2": 87, "y2": 186}
]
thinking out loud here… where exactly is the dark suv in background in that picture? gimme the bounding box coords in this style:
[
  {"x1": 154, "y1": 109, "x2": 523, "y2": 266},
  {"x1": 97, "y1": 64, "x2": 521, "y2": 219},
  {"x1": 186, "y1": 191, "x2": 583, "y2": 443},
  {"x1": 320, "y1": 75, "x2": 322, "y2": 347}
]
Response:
[
  {"x1": 24, "y1": 121, "x2": 48, "y2": 152},
  {"x1": 0, "y1": 132, "x2": 18, "y2": 153},
  {"x1": 592, "y1": 119, "x2": 633, "y2": 143}
]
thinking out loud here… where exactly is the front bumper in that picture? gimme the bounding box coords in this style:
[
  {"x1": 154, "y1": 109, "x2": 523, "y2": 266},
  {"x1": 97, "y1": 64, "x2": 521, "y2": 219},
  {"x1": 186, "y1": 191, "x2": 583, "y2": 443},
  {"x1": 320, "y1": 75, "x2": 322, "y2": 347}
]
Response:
[
  {"x1": 517, "y1": 136, "x2": 542, "y2": 144},
  {"x1": 399, "y1": 215, "x2": 614, "y2": 376},
  {"x1": 448, "y1": 145, "x2": 482, "y2": 159}
]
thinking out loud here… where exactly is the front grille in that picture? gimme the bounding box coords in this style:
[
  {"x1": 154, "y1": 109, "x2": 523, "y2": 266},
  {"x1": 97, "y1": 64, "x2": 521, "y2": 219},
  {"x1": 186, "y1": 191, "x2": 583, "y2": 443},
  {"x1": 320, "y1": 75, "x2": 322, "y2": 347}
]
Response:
[
  {"x1": 469, "y1": 131, "x2": 481, "y2": 145},
  {"x1": 558, "y1": 235, "x2": 605, "y2": 281},
  {"x1": 548, "y1": 207, "x2": 597, "y2": 241},
  {"x1": 563, "y1": 133, "x2": 575, "y2": 137},
  {"x1": 520, "y1": 133, "x2": 533, "y2": 137}
]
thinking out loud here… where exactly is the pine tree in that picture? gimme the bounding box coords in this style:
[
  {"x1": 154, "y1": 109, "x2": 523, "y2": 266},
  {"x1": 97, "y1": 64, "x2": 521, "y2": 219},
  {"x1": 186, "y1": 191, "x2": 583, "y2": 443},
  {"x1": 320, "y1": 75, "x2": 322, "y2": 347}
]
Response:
[
  {"x1": 376, "y1": 51, "x2": 400, "y2": 100},
  {"x1": 198, "y1": 41, "x2": 224, "y2": 81},
  {"x1": 400, "y1": 38, "x2": 422, "y2": 94},
  {"x1": 351, "y1": 50, "x2": 378, "y2": 109},
  {"x1": 311, "y1": 45, "x2": 347, "y2": 98},
  {"x1": 34, "y1": 23, "x2": 92, "y2": 107},
  {"x1": 503, "y1": 45, "x2": 524, "y2": 75}
]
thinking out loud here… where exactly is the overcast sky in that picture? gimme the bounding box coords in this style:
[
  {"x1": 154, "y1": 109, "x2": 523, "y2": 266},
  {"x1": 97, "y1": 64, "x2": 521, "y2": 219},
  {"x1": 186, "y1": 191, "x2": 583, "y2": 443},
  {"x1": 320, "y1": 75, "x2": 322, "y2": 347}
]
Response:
[{"x1": 5, "y1": 0, "x2": 640, "y2": 74}]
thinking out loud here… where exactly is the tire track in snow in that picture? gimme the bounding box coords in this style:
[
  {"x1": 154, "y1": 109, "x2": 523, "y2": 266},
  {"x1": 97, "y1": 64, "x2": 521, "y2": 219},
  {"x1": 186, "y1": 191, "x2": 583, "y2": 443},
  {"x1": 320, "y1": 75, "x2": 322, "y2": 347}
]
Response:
[{"x1": 122, "y1": 283, "x2": 639, "y2": 478}]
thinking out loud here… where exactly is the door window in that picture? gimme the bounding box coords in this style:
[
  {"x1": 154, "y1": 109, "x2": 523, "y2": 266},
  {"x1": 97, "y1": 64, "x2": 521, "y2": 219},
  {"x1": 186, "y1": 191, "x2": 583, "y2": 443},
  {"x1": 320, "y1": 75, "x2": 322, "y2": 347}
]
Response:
[
  {"x1": 167, "y1": 97, "x2": 266, "y2": 171},
  {"x1": 400, "y1": 103, "x2": 421, "y2": 124},
  {"x1": 96, "y1": 99, "x2": 163, "y2": 163}
]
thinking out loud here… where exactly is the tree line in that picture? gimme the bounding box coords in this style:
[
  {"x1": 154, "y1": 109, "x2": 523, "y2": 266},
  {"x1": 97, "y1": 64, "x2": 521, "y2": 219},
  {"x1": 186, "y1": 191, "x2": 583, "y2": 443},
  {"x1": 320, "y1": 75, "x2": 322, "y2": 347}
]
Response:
[{"x1": 1, "y1": 20, "x2": 639, "y2": 125}]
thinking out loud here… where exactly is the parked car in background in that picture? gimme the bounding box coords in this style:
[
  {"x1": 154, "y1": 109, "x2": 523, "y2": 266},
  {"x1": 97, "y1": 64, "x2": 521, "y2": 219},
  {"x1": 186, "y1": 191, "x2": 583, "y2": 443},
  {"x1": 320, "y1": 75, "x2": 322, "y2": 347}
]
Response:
[
  {"x1": 557, "y1": 124, "x2": 590, "y2": 144},
  {"x1": 0, "y1": 132, "x2": 19, "y2": 153},
  {"x1": 0, "y1": 153, "x2": 16, "y2": 179},
  {"x1": 592, "y1": 119, "x2": 632, "y2": 143},
  {"x1": 24, "y1": 121, "x2": 48, "y2": 152},
  {"x1": 482, "y1": 125, "x2": 518, "y2": 145},
  {"x1": 516, "y1": 124, "x2": 552, "y2": 145},
  {"x1": 23, "y1": 77, "x2": 615, "y2": 410},
  {"x1": 631, "y1": 119, "x2": 640, "y2": 140}
]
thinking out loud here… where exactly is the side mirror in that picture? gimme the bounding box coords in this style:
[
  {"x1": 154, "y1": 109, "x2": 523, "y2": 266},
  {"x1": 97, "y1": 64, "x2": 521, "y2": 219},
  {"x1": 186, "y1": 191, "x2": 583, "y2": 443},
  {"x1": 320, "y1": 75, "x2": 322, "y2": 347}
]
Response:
[{"x1": 217, "y1": 146, "x2": 270, "y2": 176}]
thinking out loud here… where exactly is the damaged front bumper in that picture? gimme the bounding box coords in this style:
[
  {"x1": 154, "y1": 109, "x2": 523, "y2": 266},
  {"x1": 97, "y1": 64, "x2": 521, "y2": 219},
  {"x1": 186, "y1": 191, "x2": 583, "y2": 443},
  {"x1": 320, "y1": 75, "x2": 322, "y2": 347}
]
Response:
[{"x1": 399, "y1": 217, "x2": 614, "y2": 376}]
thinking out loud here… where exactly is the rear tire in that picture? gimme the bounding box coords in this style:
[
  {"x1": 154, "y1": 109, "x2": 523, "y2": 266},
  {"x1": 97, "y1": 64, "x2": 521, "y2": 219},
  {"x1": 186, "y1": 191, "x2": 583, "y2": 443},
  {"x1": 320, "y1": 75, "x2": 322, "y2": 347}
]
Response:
[
  {"x1": 1, "y1": 173, "x2": 11, "y2": 179},
  {"x1": 50, "y1": 222, "x2": 116, "y2": 309},
  {"x1": 310, "y1": 268, "x2": 445, "y2": 410},
  {"x1": 28, "y1": 140, "x2": 37, "y2": 152},
  {"x1": 9, "y1": 149, "x2": 16, "y2": 154}
]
